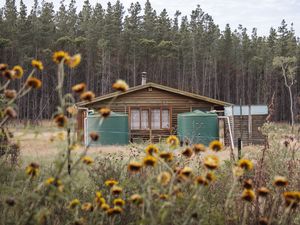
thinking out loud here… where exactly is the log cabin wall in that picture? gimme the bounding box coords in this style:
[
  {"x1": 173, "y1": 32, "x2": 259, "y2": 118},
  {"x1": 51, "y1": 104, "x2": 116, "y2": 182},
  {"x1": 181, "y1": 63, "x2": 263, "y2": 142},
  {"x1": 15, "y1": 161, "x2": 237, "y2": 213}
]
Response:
[{"x1": 77, "y1": 86, "x2": 225, "y2": 143}]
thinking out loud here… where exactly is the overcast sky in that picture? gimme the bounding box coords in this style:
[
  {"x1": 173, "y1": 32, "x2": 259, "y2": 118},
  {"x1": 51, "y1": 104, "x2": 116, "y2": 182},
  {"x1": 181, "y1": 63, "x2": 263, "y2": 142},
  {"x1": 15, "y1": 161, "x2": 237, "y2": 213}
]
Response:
[{"x1": 1, "y1": 0, "x2": 299, "y2": 36}]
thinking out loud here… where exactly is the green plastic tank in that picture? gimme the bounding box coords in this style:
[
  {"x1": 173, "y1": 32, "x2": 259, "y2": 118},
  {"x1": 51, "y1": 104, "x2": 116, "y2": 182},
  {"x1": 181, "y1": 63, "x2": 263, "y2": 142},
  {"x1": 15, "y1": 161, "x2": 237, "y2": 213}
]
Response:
[
  {"x1": 85, "y1": 112, "x2": 129, "y2": 145},
  {"x1": 177, "y1": 110, "x2": 219, "y2": 146}
]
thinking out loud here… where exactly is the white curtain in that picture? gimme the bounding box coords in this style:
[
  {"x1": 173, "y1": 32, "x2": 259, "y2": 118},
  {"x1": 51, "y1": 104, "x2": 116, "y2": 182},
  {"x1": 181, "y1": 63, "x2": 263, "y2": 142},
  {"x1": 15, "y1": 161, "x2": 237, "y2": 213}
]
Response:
[
  {"x1": 151, "y1": 109, "x2": 160, "y2": 129},
  {"x1": 162, "y1": 109, "x2": 170, "y2": 128},
  {"x1": 131, "y1": 109, "x2": 140, "y2": 129},
  {"x1": 141, "y1": 110, "x2": 149, "y2": 129}
]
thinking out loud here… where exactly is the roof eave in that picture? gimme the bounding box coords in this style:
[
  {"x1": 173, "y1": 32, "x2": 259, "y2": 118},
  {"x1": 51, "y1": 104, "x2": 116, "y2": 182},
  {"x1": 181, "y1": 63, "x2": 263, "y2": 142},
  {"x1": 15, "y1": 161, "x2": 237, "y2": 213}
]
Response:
[{"x1": 76, "y1": 82, "x2": 232, "y2": 107}]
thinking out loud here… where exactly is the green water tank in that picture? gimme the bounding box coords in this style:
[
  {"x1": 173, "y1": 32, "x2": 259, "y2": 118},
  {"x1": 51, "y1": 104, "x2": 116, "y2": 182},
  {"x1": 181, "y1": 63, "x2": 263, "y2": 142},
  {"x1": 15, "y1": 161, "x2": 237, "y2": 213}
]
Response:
[
  {"x1": 85, "y1": 112, "x2": 129, "y2": 145},
  {"x1": 177, "y1": 110, "x2": 219, "y2": 146}
]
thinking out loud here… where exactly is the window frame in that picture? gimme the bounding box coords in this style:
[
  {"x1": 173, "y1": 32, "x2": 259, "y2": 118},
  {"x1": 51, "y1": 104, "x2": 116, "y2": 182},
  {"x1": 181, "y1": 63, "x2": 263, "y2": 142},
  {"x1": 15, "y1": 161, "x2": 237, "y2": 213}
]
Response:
[
  {"x1": 140, "y1": 108, "x2": 150, "y2": 129},
  {"x1": 161, "y1": 109, "x2": 171, "y2": 129},
  {"x1": 129, "y1": 106, "x2": 171, "y2": 130},
  {"x1": 130, "y1": 109, "x2": 141, "y2": 130}
]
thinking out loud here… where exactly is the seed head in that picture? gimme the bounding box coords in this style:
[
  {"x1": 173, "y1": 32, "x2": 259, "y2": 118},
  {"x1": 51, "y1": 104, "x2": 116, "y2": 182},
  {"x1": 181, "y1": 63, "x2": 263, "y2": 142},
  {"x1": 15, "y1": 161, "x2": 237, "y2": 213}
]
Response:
[
  {"x1": 181, "y1": 147, "x2": 193, "y2": 158},
  {"x1": 72, "y1": 83, "x2": 86, "y2": 93},
  {"x1": 112, "y1": 79, "x2": 129, "y2": 92},
  {"x1": 89, "y1": 131, "x2": 99, "y2": 141},
  {"x1": 4, "y1": 89, "x2": 17, "y2": 99},
  {"x1": 26, "y1": 77, "x2": 42, "y2": 89}
]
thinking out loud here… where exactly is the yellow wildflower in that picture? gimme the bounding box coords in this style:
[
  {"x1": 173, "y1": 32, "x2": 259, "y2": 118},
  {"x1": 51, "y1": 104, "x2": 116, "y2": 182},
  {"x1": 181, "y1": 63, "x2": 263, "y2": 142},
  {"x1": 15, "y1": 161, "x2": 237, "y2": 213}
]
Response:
[
  {"x1": 111, "y1": 186, "x2": 122, "y2": 195},
  {"x1": 94, "y1": 191, "x2": 106, "y2": 206},
  {"x1": 241, "y1": 189, "x2": 256, "y2": 202},
  {"x1": 243, "y1": 179, "x2": 253, "y2": 190},
  {"x1": 26, "y1": 77, "x2": 42, "y2": 89},
  {"x1": 101, "y1": 203, "x2": 110, "y2": 211},
  {"x1": 45, "y1": 177, "x2": 55, "y2": 185},
  {"x1": 53, "y1": 114, "x2": 67, "y2": 128},
  {"x1": 205, "y1": 172, "x2": 216, "y2": 182},
  {"x1": 159, "y1": 194, "x2": 169, "y2": 200},
  {"x1": 82, "y1": 156, "x2": 94, "y2": 165},
  {"x1": 130, "y1": 194, "x2": 143, "y2": 205},
  {"x1": 80, "y1": 91, "x2": 95, "y2": 102},
  {"x1": 67, "y1": 54, "x2": 81, "y2": 68},
  {"x1": 104, "y1": 179, "x2": 118, "y2": 187},
  {"x1": 209, "y1": 140, "x2": 223, "y2": 152},
  {"x1": 143, "y1": 155, "x2": 157, "y2": 167},
  {"x1": 157, "y1": 171, "x2": 171, "y2": 186},
  {"x1": 283, "y1": 191, "x2": 300, "y2": 208},
  {"x1": 273, "y1": 176, "x2": 288, "y2": 187},
  {"x1": 99, "y1": 107, "x2": 111, "y2": 118},
  {"x1": 203, "y1": 155, "x2": 219, "y2": 170},
  {"x1": 25, "y1": 162, "x2": 40, "y2": 178},
  {"x1": 180, "y1": 167, "x2": 193, "y2": 177},
  {"x1": 159, "y1": 152, "x2": 174, "y2": 162},
  {"x1": 128, "y1": 161, "x2": 143, "y2": 172},
  {"x1": 68, "y1": 199, "x2": 80, "y2": 209},
  {"x1": 106, "y1": 206, "x2": 123, "y2": 216},
  {"x1": 0, "y1": 63, "x2": 8, "y2": 71},
  {"x1": 12, "y1": 65, "x2": 23, "y2": 79},
  {"x1": 193, "y1": 143, "x2": 206, "y2": 153},
  {"x1": 81, "y1": 202, "x2": 93, "y2": 212},
  {"x1": 238, "y1": 159, "x2": 253, "y2": 171},
  {"x1": 31, "y1": 59, "x2": 43, "y2": 70},
  {"x1": 257, "y1": 187, "x2": 270, "y2": 197},
  {"x1": 53, "y1": 51, "x2": 70, "y2": 64},
  {"x1": 3, "y1": 70, "x2": 14, "y2": 79},
  {"x1": 166, "y1": 135, "x2": 179, "y2": 147},
  {"x1": 45, "y1": 177, "x2": 64, "y2": 192},
  {"x1": 72, "y1": 83, "x2": 86, "y2": 93},
  {"x1": 181, "y1": 147, "x2": 193, "y2": 158},
  {"x1": 113, "y1": 198, "x2": 125, "y2": 207},
  {"x1": 194, "y1": 176, "x2": 208, "y2": 186},
  {"x1": 145, "y1": 144, "x2": 159, "y2": 155}
]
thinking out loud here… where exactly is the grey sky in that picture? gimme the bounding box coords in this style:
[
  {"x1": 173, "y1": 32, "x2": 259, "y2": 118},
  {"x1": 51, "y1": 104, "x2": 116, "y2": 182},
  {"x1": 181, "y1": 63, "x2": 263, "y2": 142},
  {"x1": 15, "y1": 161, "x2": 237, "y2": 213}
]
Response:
[{"x1": 2, "y1": 0, "x2": 300, "y2": 36}]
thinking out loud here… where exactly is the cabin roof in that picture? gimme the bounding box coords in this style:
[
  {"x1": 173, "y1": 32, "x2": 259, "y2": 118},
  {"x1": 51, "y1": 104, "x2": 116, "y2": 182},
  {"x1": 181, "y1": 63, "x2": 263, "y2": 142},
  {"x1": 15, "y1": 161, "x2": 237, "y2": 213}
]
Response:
[{"x1": 77, "y1": 82, "x2": 232, "y2": 107}]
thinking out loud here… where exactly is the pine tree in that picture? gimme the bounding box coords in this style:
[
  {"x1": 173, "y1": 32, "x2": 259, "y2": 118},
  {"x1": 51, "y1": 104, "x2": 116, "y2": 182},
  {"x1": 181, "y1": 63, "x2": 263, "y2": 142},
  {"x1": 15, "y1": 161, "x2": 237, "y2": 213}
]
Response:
[
  {"x1": 123, "y1": 2, "x2": 142, "y2": 86},
  {"x1": 142, "y1": 0, "x2": 156, "y2": 39}
]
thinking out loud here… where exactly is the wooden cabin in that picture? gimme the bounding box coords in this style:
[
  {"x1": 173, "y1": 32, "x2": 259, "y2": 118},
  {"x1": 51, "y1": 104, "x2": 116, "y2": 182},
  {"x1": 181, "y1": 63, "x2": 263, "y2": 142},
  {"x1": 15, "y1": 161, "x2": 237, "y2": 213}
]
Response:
[{"x1": 76, "y1": 82, "x2": 231, "y2": 143}]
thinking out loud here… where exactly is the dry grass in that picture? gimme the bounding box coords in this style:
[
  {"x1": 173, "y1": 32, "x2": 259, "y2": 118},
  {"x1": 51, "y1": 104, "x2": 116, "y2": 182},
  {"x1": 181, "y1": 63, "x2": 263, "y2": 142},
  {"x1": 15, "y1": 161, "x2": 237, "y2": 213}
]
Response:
[
  {"x1": 11, "y1": 121, "x2": 261, "y2": 165},
  {"x1": 1, "y1": 122, "x2": 300, "y2": 225}
]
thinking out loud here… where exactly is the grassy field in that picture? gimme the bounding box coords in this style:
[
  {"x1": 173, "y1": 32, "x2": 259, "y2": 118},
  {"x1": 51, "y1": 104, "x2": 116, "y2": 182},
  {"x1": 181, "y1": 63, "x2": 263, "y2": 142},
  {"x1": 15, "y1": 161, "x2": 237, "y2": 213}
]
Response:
[
  {"x1": 0, "y1": 122, "x2": 299, "y2": 225},
  {"x1": 11, "y1": 121, "x2": 260, "y2": 165}
]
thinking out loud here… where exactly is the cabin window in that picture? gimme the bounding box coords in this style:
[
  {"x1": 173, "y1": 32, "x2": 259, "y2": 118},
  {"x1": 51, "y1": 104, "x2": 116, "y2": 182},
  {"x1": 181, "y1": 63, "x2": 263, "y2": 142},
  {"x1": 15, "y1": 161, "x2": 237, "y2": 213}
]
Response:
[
  {"x1": 151, "y1": 109, "x2": 161, "y2": 129},
  {"x1": 130, "y1": 108, "x2": 170, "y2": 130},
  {"x1": 162, "y1": 109, "x2": 170, "y2": 128},
  {"x1": 131, "y1": 109, "x2": 140, "y2": 130},
  {"x1": 141, "y1": 110, "x2": 149, "y2": 129}
]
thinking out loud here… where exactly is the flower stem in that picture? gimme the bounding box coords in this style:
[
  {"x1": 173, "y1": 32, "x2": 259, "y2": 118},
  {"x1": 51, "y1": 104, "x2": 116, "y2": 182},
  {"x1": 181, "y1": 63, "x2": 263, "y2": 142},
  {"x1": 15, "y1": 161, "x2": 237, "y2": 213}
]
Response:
[{"x1": 241, "y1": 203, "x2": 248, "y2": 225}]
